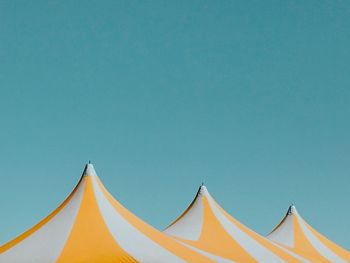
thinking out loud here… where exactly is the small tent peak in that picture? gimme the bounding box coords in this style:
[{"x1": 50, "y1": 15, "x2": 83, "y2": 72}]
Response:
[
  {"x1": 287, "y1": 204, "x2": 298, "y2": 215},
  {"x1": 198, "y1": 184, "x2": 209, "y2": 196},
  {"x1": 82, "y1": 162, "x2": 97, "y2": 177},
  {"x1": 199, "y1": 183, "x2": 206, "y2": 190}
]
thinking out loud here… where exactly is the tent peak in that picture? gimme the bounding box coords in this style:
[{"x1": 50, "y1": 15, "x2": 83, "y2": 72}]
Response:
[
  {"x1": 199, "y1": 184, "x2": 207, "y2": 189},
  {"x1": 198, "y1": 184, "x2": 209, "y2": 196},
  {"x1": 82, "y1": 162, "x2": 97, "y2": 177},
  {"x1": 287, "y1": 204, "x2": 298, "y2": 215}
]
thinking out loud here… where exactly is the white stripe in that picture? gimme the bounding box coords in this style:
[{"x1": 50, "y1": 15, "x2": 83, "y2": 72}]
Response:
[
  {"x1": 206, "y1": 195, "x2": 286, "y2": 263},
  {"x1": 164, "y1": 188, "x2": 204, "y2": 241},
  {"x1": 176, "y1": 239, "x2": 236, "y2": 263},
  {"x1": 298, "y1": 218, "x2": 346, "y2": 263},
  {"x1": 91, "y1": 175, "x2": 186, "y2": 263},
  {"x1": 267, "y1": 214, "x2": 295, "y2": 247},
  {"x1": 0, "y1": 177, "x2": 86, "y2": 263},
  {"x1": 271, "y1": 242, "x2": 310, "y2": 263}
]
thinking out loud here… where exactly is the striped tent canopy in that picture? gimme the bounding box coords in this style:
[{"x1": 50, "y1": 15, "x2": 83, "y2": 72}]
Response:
[
  {"x1": 0, "y1": 164, "x2": 219, "y2": 263},
  {"x1": 164, "y1": 185, "x2": 307, "y2": 263},
  {"x1": 267, "y1": 205, "x2": 350, "y2": 263}
]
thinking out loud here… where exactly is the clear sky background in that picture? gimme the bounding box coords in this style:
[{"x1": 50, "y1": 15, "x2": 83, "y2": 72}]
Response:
[{"x1": 0, "y1": 1, "x2": 349, "y2": 249}]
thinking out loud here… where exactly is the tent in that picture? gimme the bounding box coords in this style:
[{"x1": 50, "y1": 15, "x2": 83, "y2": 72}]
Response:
[
  {"x1": 0, "y1": 164, "x2": 218, "y2": 263},
  {"x1": 267, "y1": 205, "x2": 350, "y2": 262},
  {"x1": 163, "y1": 185, "x2": 307, "y2": 263}
]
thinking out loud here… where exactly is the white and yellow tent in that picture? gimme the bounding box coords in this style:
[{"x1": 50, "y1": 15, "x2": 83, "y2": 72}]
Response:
[
  {"x1": 163, "y1": 185, "x2": 307, "y2": 263},
  {"x1": 267, "y1": 205, "x2": 350, "y2": 263},
  {"x1": 0, "y1": 164, "x2": 218, "y2": 263}
]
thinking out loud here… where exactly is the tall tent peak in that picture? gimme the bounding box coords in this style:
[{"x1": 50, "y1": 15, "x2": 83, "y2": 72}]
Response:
[
  {"x1": 82, "y1": 162, "x2": 97, "y2": 177},
  {"x1": 0, "y1": 164, "x2": 216, "y2": 262},
  {"x1": 198, "y1": 184, "x2": 209, "y2": 195},
  {"x1": 287, "y1": 205, "x2": 298, "y2": 216}
]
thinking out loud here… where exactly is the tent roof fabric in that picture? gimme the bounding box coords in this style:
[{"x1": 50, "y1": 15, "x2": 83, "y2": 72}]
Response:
[
  {"x1": 1, "y1": 165, "x2": 349, "y2": 263},
  {"x1": 267, "y1": 205, "x2": 350, "y2": 263},
  {"x1": 0, "y1": 164, "x2": 217, "y2": 263},
  {"x1": 163, "y1": 185, "x2": 308, "y2": 263}
]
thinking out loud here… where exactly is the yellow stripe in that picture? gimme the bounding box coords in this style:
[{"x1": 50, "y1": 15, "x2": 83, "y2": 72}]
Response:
[
  {"x1": 306, "y1": 224, "x2": 350, "y2": 262},
  {"x1": 95, "y1": 176, "x2": 214, "y2": 263},
  {"x1": 57, "y1": 176, "x2": 136, "y2": 263},
  {"x1": 215, "y1": 201, "x2": 303, "y2": 263},
  {"x1": 0, "y1": 176, "x2": 84, "y2": 253},
  {"x1": 292, "y1": 216, "x2": 330, "y2": 262},
  {"x1": 307, "y1": 223, "x2": 350, "y2": 261},
  {"x1": 180, "y1": 196, "x2": 257, "y2": 262}
]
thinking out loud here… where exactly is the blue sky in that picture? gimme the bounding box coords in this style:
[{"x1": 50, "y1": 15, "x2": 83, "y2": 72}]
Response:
[{"x1": 0, "y1": 1, "x2": 349, "y2": 248}]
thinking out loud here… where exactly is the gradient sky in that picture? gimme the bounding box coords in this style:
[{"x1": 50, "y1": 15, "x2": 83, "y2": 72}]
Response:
[{"x1": 1, "y1": 0, "x2": 350, "y2": 249}]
